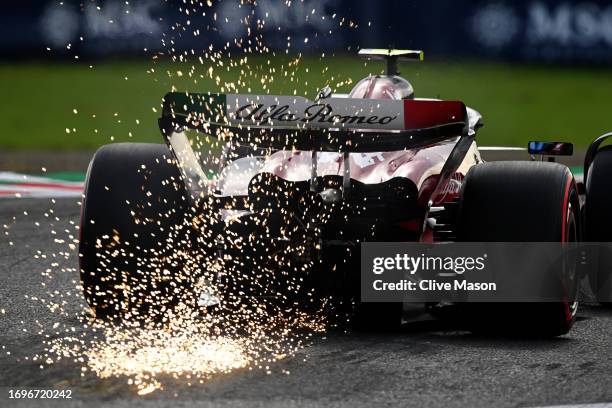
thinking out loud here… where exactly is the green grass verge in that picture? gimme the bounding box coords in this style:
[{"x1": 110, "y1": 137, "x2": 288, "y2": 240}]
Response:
[{"x1": 2, "y1": 57, "x2": 611, "y2": 150}]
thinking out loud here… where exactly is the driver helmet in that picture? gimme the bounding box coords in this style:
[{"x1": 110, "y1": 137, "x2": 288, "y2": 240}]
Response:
[{"x1": 349, "y1": 75, "x2": 414, "y2": 100}]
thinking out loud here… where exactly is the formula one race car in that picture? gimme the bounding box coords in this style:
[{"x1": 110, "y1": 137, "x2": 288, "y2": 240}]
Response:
[{"x1": 79, "y1": 49, "x2": 612, "y2": 337}]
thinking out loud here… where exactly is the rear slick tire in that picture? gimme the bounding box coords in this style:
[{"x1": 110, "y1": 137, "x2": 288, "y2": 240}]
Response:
[
  {"x1": 457, "y1": 161, "x2": 579, "y2": 337},
  {"x1": 79, "y1": 143, "x2": 191, "y2": 321}
]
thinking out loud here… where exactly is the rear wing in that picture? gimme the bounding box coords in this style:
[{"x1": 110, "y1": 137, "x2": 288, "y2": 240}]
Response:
[
  {"x1": 159, "y1": 92, "x2": 468, "y2": 152},
  {"x1": 159, "y1": 92, "x2": 474, "y2": 204}
]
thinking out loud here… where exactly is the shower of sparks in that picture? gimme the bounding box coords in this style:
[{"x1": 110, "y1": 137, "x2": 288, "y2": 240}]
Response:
[{"x1": 1, "y1": 0, "x2": 365, "y2": 396}]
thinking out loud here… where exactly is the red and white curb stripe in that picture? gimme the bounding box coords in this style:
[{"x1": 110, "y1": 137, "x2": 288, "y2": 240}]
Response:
[{"x1": 0, "y1": 172, "x2": 84, "y2": 199}]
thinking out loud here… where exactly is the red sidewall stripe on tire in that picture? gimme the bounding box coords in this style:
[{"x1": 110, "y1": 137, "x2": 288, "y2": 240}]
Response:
[
  {"x1": 560, "y1": 172, "x2": 575, "y2": 326},
  {"x1": 561, "y1": 172, "x2": 573, "y2": 243}
]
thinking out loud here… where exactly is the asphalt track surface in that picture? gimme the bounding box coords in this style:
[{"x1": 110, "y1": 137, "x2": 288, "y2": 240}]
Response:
[{"x1": 2, "y1": 198, "x2": 612, "y2": 408}]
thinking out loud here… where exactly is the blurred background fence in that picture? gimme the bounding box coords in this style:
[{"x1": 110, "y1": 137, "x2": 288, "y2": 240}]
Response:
[{"x1": 5, "y1": 0, "x2": 612, "y2": 63}]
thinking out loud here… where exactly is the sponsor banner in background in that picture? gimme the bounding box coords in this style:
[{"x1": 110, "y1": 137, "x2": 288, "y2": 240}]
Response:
[
  {"x1": 361, "y1": 242, "x2": 612, "y2": 303},
  {"x1": 3, "y1": 0, "x2": 612, "y2": 64}
]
